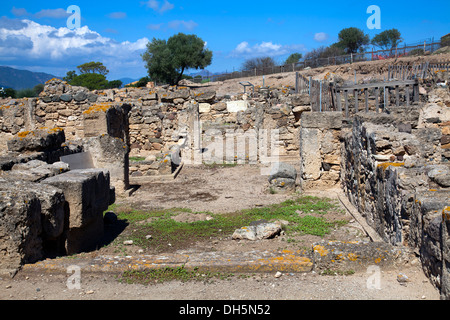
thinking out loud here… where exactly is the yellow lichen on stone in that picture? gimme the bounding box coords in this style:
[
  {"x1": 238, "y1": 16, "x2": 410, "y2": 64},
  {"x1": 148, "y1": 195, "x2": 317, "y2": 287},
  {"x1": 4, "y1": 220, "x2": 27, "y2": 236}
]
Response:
[
  {"x1": 83, "y1": 103, "x2": 112, "y2": 114},
  {"x1": 347, "y1": 253, "x2": 358, "y2": 261},
  {"x1": 443, "y1": 207, "x2": 450, "y2": 221},
  {"x1": 377, "y1": 162, "x2": 405, "y2": 171},
  {"x1": 313, "y1": 245, "x2": 328, "y2": 257},
  {"x1": 45, "y1": 78, "x2": 62, "y2": 84},
  {"x1": 17, "y1": 131, "x2": 33, "y2": 138}
]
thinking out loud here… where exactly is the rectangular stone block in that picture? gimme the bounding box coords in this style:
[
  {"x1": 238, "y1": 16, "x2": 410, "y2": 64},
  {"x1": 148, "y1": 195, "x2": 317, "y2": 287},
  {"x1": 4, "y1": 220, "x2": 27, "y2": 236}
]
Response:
[
  {"x1": 7, "y1": 128, "x2": 65, "y2": 153},
  {"x1": 42, "y1": 169, "x2": 110, "y2": 254},
  {"x1": 0, "y1": 182, "x2": 43, "y2": 276},
  {"x1": 301, "y1": 111, "x2": 343, "y2": 129},
  {"x1": 300, "y1": 127, "x2": 321, "y2": 181},
  {"x1": 227, "y1": 101, "x2": 248, "y2": 113}
]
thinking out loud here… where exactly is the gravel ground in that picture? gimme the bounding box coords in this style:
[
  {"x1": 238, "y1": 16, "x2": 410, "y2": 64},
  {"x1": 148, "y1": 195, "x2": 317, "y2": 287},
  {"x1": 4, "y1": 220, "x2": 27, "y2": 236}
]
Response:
[{"x1": 0, "y1": 264, "x2": 440, "y2": 301}]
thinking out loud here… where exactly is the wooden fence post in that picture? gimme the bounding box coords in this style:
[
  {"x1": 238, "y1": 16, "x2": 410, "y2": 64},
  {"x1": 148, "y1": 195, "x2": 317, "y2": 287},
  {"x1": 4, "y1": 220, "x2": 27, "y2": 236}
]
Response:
[{"x1": 344, "y1": 90, "x2": 349, "y2": 118}]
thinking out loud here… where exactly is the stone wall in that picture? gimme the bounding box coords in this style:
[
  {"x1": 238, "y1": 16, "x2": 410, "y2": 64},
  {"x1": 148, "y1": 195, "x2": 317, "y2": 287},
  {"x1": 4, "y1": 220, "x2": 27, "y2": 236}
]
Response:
[
  {"x1": 1, "y1": 80, "x2": 306, "y2": 168},
  {"x1": 340, "y1": 107, "x2": 450, "y2": 298}
]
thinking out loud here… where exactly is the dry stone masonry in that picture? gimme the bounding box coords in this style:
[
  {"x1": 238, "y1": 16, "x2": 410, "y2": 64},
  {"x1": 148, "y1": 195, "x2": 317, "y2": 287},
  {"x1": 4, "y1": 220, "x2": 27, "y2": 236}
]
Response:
[{"x1": 0, "y1": 68, "x2": 449, "y2": 299}]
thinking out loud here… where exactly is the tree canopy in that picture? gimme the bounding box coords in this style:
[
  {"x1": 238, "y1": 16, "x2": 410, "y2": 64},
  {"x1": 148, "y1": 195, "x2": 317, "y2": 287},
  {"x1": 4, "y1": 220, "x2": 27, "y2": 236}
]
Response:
[
  {"x1": 284, "y1": 53, "x2": 303, "y2": 65},
  {"x1": 77, "y1": 61, "x2": 109, "y2": 76},
  {"x1": 337, "y1": 27, "x2": 370, "y2": 54},
  {"x1": 142, "y1": 33, "x2": 213, "y2": 85},
  {"x1": 371, "y1": 29, "x2": 403, "y2": 51},
  {"x1": 63, "y1": 62, "x2": 122, "y2": 90}
]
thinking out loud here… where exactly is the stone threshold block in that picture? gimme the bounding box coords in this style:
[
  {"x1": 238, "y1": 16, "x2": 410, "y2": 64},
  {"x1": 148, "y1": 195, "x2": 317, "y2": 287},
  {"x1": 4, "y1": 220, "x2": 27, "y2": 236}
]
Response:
[
  {"x1": 312, "y1": 240, "x2": 408, "y2": 272},
  {"x1": 42, "y1": 169, "x2": 112, "y2": 255}
]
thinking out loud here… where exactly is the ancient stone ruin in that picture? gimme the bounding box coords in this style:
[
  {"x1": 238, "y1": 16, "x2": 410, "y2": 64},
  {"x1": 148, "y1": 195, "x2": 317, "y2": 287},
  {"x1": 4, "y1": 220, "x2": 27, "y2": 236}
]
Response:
[{"x1": 0, "y1": 62, "x2": 449, "y2": 298}]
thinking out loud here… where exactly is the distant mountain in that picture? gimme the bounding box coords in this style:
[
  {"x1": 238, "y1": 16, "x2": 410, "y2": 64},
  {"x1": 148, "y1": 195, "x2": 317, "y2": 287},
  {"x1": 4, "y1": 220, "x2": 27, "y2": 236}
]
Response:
[
  {"x1": 187, "y1": 69, "x2": 221, "y2": 78},
  {"x1": 0, "y1": 66, "x2": 60, "y2": 90}
]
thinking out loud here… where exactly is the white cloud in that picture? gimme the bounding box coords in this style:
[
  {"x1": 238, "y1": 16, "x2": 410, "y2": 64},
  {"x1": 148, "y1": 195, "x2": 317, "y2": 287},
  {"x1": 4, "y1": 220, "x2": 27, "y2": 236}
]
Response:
[
  {"x1": 11, "y1": 7, "x2": 70, "y2": 19},
  {"x1": 159, "y1": 0, "x2": 175, "y2": 13},
  {"x1": 143, "y1": 0, "x2": 174, "y2": 14},
  {"x1": 0, "y1": 19, "x2": 149, "y2": 78},
  {"x1": 314, "y1": 32, "x2": 329, "y2": 43},
  {"x1": 230, "y1": 41, "x2": 305, "y2": 58},
  {"x1": 147, "y1": 23, "x2": 163, "y2": 30},
  {"x1": 11, "y1": 7, "x2": 30, "y2": 17},
  {"x1": 108, "y1": 12, "x2": 127, "y2": 19},
  {"x1": 168, "y1": 20, "x2": 198, "y2": 30},
  {"x1": 35, "y1": 8, "x2": 69, "y2": 19}
]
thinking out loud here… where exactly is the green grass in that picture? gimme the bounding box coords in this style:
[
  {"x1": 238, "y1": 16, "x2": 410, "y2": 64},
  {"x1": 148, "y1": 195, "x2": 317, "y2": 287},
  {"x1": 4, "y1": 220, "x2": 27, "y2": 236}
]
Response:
[
  {"x1": 320, "y1": 269, "x2": 356, "y2": 276},
  {"x1": 110, "y1": 196, "x2": 350, "y2": 285},
  {"x1": 241, "y1": 196, "x2": 346, "y2": 236},
  {"x1": 109, "y1": 196, "x2": 348, "y2": 251},
  {"x1": 119, "y1": 266, "x2": 233, "y2": 285},
  {"x1": 202, "y1": 162, "x2": 238, "y2": 168},
  {"x1": 129, "y1": 156, "x2": 146, "y2": 162}
]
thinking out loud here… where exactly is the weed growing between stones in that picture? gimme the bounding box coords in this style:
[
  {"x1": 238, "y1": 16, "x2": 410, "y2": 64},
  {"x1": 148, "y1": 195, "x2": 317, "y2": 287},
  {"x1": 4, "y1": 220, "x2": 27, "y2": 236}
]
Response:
[{"x1": 118, "y1": 266, "x2": 234, "y2": 285}]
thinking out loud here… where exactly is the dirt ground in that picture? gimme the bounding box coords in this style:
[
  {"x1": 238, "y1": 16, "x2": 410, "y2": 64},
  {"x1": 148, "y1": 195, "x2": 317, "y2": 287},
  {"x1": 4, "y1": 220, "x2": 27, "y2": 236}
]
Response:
[{"x1": 0, "y1": 164, "x2": 441, "y2": 301}]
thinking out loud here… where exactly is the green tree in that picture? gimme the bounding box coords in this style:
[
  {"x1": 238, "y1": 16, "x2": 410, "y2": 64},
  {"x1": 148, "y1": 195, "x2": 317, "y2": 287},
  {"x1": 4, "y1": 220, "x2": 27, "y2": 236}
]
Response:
[
  {"x1": 70, "y1": 73, "x2": 110, "y2": 90},
  {"x1": 371, "y1": 29, "x2": 403, "y2": 51},
  {"x1": 142, "y1": 33, "x2": 213, "y2": 85},
  {"x1": 0, "y1": 87, "x2": 16, "y2": 98},
  {"x1": 284, "y1": 53, "x2": 303, "y2": 65},
  {"x1": 33, "y1": 83, "x2": 44, "y2": 96},
  {"x1": 106, "y1": 80, "x2": 123, "y2": 89},
  {"x1": 63, "y1": 62, "x2": 122, "y2": 90},
  {"x1": 337, "y1": 27, "x2": 370, "y2": 54},
  {"x1": 77, "y1": 61, "x2": 109, "y2": 76},
  {"x1": 63, "y1": 70, "x2": 77, "y2": 83}
]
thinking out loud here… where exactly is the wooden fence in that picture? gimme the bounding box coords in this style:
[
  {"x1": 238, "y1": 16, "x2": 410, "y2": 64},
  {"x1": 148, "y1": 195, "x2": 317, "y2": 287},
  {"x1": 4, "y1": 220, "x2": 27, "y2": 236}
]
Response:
[
  {"x1": 192, "y1": 41, "x2": 443, "y2": 84},
  {"x1": 295, "y1": 58, "x2": 448, "y2": 116},
  {"x1": 295, "y1": 72, "x2": 421, "y2": 116},
  {"x1": 388, "y1": 61, "x2": 450, "y2": 81},
  {"x1": 333, "y1": 79, "x2": 420, "y2": 117}
]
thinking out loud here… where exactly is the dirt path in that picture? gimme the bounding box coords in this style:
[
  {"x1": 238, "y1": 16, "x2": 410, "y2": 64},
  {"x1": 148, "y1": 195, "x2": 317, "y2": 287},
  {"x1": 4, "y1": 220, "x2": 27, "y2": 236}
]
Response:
[
  {"x1": 123, "y1": 164, "x2": 296, "y2": 214},
  {"x1": 0, "y1": 264, "x2": 439, "y2": 300}
]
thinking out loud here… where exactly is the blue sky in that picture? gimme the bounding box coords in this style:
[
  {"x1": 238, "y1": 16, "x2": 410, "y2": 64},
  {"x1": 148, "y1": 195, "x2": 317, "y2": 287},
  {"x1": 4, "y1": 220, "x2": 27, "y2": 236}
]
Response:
[{"x1": 1, "y1": 0, "x2": 449, "y2": 81}]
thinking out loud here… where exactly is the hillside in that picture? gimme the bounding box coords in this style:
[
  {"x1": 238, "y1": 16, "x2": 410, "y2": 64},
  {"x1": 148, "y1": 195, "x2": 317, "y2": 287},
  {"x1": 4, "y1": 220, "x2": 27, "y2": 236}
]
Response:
[
  {"x1": 0, "y1": 66, "x2": 60, "y2": 90},
  {"x1": 185, "y1": 52, "x2": 450, "y2": 96}
]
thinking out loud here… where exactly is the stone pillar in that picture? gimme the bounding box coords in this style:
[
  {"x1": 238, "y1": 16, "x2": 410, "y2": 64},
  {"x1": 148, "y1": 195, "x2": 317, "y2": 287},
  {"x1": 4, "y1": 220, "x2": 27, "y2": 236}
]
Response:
[{"x1": 299, "y1": 112, "x2": 343, "y2": 190}]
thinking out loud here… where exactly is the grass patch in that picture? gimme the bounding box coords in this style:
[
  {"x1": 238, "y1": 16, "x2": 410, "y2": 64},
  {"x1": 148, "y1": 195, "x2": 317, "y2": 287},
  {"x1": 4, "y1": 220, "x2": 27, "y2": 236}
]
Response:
[
  {"x1": 119, "y1": 266, "x2": 233, "y2": 285},
  {"x1": 203, "y1": 162, "x2": 238, "y2": 169},
  {"x1": 129, "y1": 211, "x2": 253, "y2": 251},
  {"x1": 242, "y1": 196, "x2": 346, "y2": 236},
  {"x1": 320, "y1": 269, "x2": 356, "y2": 276},
  {"x1": 130, "y1": 156, "x2": 146, "y2": 162},
  {"x1": 110, "y1": 196, "x2": 348, "y2": 252}
]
